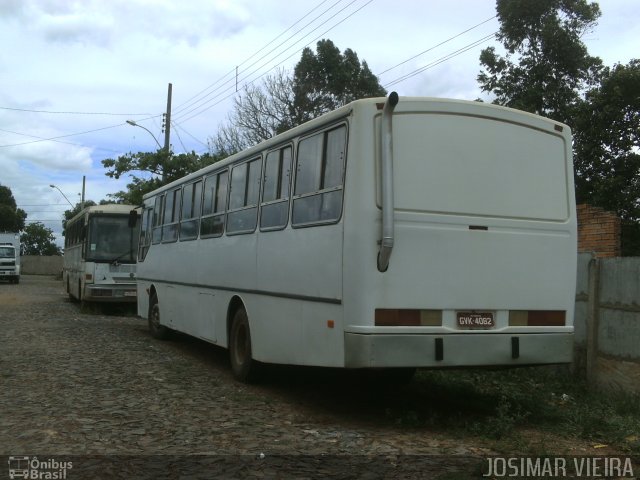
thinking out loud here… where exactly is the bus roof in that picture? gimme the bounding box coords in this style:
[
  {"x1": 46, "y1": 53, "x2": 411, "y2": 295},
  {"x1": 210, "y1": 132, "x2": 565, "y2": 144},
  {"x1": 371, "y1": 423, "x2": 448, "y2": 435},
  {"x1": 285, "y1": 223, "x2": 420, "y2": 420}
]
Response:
[
  {"x1": 67, "y1": 204, "x2": 140, "y2": 225},
  {"x1": 143, "y1": 95, "x2": 570, "y2": 200}
]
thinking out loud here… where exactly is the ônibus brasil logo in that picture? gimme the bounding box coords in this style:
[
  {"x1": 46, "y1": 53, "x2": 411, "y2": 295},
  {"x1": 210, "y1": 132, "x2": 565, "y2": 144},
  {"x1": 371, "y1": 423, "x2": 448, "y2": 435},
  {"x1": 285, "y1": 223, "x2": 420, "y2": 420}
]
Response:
[{"x1": 8, "y1": 456, "x2": 73, "y2": 479}]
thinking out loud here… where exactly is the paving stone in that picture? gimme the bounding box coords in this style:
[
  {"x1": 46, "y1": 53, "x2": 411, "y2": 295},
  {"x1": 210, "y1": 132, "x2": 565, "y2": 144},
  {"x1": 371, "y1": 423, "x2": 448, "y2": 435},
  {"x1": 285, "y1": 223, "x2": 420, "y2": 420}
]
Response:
[{"x1": 0, "y1": 275, "x2": 490, "y2": 477}]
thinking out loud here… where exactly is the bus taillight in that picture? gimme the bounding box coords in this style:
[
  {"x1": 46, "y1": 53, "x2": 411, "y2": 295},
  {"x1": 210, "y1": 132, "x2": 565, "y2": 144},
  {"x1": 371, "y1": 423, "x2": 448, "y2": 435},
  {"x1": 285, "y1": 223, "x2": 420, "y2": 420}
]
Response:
[
  {"x1": 509, "y1": 310, "x2": 565, "y2": 326},
  {"x1": 375, "y1": 309, "x2": 442, "y2": 326}
]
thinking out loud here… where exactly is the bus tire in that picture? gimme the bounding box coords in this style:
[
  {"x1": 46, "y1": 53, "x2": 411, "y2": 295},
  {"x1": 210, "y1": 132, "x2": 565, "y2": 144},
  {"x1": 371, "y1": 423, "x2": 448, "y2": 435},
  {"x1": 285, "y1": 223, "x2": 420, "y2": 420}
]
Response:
[
  {"x1": 148, "y1": 294, "x2": 171, "y2": 340},
  {"x1": 67, "y1": 278, "x2": 77, "y2": 302},
  {"x1": 229, "y1": 307, "x2": 259, "y2": 383}
]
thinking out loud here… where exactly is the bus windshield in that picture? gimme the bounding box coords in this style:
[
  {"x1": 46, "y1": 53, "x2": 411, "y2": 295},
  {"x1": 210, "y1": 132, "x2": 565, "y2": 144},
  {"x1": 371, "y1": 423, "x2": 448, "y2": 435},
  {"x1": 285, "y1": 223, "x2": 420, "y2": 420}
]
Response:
[
  {"x1": 87, "y1": 214, "x2": 139, "y2": 263},
  {"x1": 0, "y1": 246, "x2": 15, "y2": 258}
]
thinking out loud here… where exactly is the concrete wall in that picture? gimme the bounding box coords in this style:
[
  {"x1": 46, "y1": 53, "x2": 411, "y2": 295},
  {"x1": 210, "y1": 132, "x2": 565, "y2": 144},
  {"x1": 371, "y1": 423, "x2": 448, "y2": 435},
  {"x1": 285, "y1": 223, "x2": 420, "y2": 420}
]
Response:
[
  {"x1": 574, "y1": 253, "x2": 640, "y2": 393},
  {"x1": 20, "y1": 255, "x2": 63, "y2": 276}
]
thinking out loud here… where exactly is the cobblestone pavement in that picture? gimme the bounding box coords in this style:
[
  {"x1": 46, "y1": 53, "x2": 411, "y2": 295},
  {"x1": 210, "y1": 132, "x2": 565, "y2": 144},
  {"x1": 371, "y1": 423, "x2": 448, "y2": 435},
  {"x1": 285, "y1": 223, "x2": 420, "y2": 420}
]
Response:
[{"x1": 1, "y1": 276, "x2": 494, "y2": 478}]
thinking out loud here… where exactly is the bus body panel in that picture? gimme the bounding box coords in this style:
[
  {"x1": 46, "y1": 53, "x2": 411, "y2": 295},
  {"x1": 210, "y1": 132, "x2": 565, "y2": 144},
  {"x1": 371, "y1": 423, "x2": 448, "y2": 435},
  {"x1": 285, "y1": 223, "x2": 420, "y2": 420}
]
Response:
[
  {"x1": 138, "y1": 96, "x2": 577, "y2": 371},
  {"x1": 342, "y1": 99, "x2": 576, "y2": 367},
  {"x1": 63, "y1": 205, "x2": 139, "y2": 303},
  {"x1": 344, "y1": 332, "x2": 574, "y2": 368}
]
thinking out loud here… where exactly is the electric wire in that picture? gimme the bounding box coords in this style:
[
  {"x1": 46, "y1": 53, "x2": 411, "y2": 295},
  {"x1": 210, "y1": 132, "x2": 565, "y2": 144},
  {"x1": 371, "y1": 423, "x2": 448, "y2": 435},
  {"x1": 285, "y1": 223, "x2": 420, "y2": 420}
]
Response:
[
  {"x1": 175, "y1": 0, "x2": 373, "y2": 125},
  {"x1": 376, "y1": 16, "x2": 497, "y2": 77},
  {"x1": 171, "y1": 121, "x2": 188, "y2": 153},
  {"x1": 173, "y1": 0, "x2": 352, "y2": 120},
  {"x1": 0, "y1": 127, "x2": 122, "y2": 153},
  {"x1": 0, "y1": 106, "x2": 155, "y2": 116},
  {"x1": 172, "y1": 123, "x2": 209, "y2": 149},
  {"x1": 383, "y1": 32, "x2": 497, "y2": 89},
  {"x1": 172, "y1": 0, "x2": 337, "y2": 116}
]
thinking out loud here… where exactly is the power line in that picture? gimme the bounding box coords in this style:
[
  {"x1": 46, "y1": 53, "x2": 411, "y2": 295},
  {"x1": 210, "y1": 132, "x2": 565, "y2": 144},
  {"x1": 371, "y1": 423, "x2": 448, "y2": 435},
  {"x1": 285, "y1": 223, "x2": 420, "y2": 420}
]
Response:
[
  {"x1": 0, "y1": 106, "x2": 156, "y2": 116},
  {"x1": 0, "y1": 128, "x2": 122, "y2": 153},
  {"x1": 383, "y1": 32, "x2": 497, "y2": 89},
  {"x1": 175, "y1": 0, "x2": 373, "y2": 124},
  {"x1": 172, "y1": 122, "x2": 209, "y2": 149},
  {"x1": 376, "y1": 16, "x2": 497, "y2": 77},
  {"x1": 0, "y1": 113, "x2": 161, "y2": 148},
  {"x1": 173, "y1": 0, "x2": 349, "y2": 120},
  {"x1": 172, "y1": 0, "x2": 336, "y2": 116},
  {"x1": 171, "y1": 121, "x2": 188, "y2": 152},
  {"x1": 0, "y1": 123, "x2": 126, "y2": 148}
]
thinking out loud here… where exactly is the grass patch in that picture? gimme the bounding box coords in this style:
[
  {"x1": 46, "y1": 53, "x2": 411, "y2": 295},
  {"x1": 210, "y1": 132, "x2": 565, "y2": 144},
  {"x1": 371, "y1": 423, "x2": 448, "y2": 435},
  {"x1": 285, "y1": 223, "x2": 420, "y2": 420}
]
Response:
[{"x1": 384, "y1": 367, "x2": 640, "y2": 452}]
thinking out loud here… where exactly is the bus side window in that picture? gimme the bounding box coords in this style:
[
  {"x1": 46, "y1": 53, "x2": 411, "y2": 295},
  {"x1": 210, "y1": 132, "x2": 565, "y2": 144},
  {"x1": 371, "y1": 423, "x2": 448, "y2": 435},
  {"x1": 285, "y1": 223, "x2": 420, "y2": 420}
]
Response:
[
  {"x1": 292, "y1": 125, "x2": 346, "y2": 226},
  {"x1": 260, "y1": 146, "x2": 292, "y2": 231},
  {"x1": 180, "y1": 180, "x2": 202, "y2": 241},
  {"x1": 201, "y1": 171, "x2": 228, "y2": 238},
  {"x1": 152, "y1": 195, "x2": 163, "y2": 244},
  {"x1": 162, "y1": 188, "x2": 181, "y2": 243},
  {"x1": 227, "y1": 157, "x2": 261, "y2": 235},
  {"x1": 138, "y1": 207, "x2": 152, "y2": 261}
]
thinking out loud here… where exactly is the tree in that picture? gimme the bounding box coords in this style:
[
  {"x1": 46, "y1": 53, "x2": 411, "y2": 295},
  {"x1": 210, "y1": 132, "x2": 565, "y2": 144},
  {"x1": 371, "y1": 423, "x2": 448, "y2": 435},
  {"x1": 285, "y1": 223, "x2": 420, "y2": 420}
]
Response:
[
  {"x1": 478, "y1": 0, "x2": 640, "y2": 252},
  {"x1": 210, "y1": 40, "x2": 386, "y2": 155},
  {"x1": 61, "y1": 200, "x2": 98, "y2": 237},
  {"x1": 102, "y1": 150, "x2": 221, "y2": 205},
  {"x1": 573, "y1": 60, "x2": 640, "y2": 221},
  {"x1": 478, "y1": 0, "x2": 602, "y2": 123},
  {"x1": 0, "y1": 185, "x2": 27, "y2": 232},
  {"x1": 291, "y1": 39, "x2": 387, "y2": 125},
  {"x1": 210, "y1": 68, "x2": 295, "y2": 156},
  {"x1": 21, "y1": 222, "x2": 61, "y2": 256}
]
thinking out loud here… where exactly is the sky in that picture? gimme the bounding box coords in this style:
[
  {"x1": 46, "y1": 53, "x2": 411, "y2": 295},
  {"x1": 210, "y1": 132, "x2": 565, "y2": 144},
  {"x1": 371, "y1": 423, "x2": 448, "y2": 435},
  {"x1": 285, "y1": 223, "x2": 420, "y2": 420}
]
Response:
[{"x1": 1, "y1": 0, "x2": 638, "y2": 247}]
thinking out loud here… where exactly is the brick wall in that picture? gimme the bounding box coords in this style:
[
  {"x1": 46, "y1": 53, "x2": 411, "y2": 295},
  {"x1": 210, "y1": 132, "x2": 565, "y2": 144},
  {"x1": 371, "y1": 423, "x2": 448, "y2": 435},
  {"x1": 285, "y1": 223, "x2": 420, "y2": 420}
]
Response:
[{"x1": 577, "y1": 204, "x2": 621, "y2": 258}]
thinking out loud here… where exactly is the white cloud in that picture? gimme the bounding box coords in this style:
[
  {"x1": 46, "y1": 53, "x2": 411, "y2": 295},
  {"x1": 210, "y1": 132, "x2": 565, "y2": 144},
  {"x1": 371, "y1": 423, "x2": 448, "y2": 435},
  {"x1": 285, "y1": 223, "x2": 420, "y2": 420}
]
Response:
[
  {"x1": 7, "y1": 141, "x2": 93, "y2": 171},
  {"x1": 0, "y1": 0, "x2": 637, "y2": 246}
]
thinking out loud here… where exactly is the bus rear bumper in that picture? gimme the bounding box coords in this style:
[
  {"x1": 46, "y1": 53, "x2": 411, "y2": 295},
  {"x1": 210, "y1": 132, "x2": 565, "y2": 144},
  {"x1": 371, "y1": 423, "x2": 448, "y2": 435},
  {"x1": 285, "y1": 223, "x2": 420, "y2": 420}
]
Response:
[
  {"x1": 84, "y1": 285, "x2": 138, "y2": 303},
  {"x1": 344, "y1": 332, "x2": 573, "y2": 368}
]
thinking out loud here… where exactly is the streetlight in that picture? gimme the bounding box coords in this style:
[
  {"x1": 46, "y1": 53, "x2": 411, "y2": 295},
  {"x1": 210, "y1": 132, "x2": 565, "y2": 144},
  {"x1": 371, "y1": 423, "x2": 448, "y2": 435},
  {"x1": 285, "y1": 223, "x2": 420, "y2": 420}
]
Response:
[
  {"x1": 49, "y1": 184, "x2": 74, "y2": 208},
  {"x1": 126, "y1": 120, "x2": 163, "y2": 149}
]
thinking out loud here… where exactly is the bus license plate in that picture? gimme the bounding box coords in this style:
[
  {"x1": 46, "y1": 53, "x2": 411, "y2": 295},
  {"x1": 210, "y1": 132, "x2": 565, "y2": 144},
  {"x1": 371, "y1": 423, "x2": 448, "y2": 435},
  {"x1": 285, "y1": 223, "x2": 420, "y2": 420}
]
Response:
[
  {"x1": 124, "y1": 291, "x2": 137, "y2": 297},
  {"x1": 457, "y1": 312, "x2": 494, "y2": 329}
]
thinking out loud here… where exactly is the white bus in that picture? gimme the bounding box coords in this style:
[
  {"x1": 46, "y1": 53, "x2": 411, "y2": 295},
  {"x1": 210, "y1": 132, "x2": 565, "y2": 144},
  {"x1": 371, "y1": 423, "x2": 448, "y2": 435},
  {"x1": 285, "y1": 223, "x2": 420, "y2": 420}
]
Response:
[
  {"x1": 64, "y1": 204, "x2": 140, "y2": 303},
  {"x1": 137, "y1": 93, "x2": 577, "y2": 382}
]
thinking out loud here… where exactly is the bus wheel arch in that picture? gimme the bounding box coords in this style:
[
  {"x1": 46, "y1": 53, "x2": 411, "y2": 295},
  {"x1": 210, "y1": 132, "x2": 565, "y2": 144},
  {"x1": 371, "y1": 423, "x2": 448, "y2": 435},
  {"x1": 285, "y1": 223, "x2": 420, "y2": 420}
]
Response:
[
  {"x1": 227, "y1": 297, "x2": 260, "y2": 383},
  {"x1": 148, "y1": 286, "x2": 171, "y2": 340}
]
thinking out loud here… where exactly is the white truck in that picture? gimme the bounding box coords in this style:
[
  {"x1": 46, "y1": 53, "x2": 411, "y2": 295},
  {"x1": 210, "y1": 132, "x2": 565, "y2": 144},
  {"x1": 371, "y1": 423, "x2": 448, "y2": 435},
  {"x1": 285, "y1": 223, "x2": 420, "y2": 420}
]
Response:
[{"x1": 0, "y1": 232, "x2": 21, "y2": 284}]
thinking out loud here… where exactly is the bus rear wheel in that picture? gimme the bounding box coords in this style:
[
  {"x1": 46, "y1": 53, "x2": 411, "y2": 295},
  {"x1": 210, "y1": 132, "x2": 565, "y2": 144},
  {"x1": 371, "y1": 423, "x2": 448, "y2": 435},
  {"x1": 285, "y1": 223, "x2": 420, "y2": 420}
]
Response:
[
  {"x1": 149, "y1": 294, "x2": 171, "y2": 340},
  {"x1": 229, "y1": 307, "x2": 260, "y2": 383}
]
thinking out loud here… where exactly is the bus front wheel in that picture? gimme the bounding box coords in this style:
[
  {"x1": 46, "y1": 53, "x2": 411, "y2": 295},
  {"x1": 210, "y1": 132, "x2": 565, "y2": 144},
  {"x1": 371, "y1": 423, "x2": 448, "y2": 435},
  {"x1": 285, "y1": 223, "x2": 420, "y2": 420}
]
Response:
[
  {"x1": 149, "y1": 294, "x2": 171, "y2": 340},
  {"x1": 229, "y1": 307, "x2": 260, "y2": 383}
]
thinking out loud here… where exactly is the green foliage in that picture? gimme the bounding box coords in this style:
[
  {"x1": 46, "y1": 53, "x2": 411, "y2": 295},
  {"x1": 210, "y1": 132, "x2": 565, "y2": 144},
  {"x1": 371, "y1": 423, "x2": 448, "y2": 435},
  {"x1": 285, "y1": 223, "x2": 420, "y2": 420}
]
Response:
[
  {"x1": 0, "y1": 185, "x2": 27, "y2": 232},
  {"x1": 573, "y1": 60, "x2": 640, "y2": 221},
  {"x1": 479, "y1": 1, "x2": 640, "y2": 228},
  {"x1": 210, "y1": 40, "x2": 386, "y2": 155},
  {"x1": 61, "y1": 200, "x2": 98, "y2": 236},
  {"x1": 478, "y1": 0, "x2": 602, "y2": 123},
  {"x1": 21, "y1": 222, "x2": 61, "y2": 256},
  {"x1": 291, "y1": 39, "x2": 387, "y2": 126},
  {"x1": 101, "y1": 150, "x2": 221, "y2": 205}
]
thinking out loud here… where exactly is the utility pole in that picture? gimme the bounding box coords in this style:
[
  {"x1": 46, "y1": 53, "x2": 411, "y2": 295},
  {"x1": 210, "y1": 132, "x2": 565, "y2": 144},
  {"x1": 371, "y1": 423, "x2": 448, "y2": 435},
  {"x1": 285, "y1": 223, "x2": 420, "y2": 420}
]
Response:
[
  {"x1": 164, "y1": 83, "x2": 172, "y2": 153},
  {"x1": 81, "y1": 175, "x2": 85, "y2": 211},
  {"x1": 162, "y1": 82, "x2": 172, "y2": 181}
]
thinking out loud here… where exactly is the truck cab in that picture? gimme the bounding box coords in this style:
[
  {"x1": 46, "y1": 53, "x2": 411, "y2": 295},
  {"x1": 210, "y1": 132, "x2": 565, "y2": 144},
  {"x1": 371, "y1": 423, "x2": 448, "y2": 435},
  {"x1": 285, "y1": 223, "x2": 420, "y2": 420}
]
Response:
[{"x1": 0, "y1": 233, "x2": 21, "y2": 284}]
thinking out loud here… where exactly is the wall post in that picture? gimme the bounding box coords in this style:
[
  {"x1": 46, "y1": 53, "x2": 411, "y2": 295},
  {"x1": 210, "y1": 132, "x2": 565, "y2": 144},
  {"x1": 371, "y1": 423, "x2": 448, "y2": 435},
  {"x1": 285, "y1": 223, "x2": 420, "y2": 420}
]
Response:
[{"x1": 585, "y1": 256, "x2": 600, "y2": 385}]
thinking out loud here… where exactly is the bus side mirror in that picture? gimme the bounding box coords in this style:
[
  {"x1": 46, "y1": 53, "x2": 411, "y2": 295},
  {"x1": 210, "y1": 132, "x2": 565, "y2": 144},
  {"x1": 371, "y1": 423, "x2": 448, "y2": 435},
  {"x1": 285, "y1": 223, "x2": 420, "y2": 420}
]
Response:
[{"x1": 128, "y1": 210, "x2": 138, "y2": 228}]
